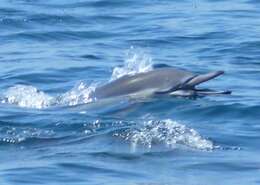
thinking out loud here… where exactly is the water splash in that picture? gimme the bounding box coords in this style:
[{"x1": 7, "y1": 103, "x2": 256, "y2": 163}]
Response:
[
  {"x1": 110, "y1": 46, "x2": 153, "y2": 81},
  {"x1": 1, "y1": 85, "x2": 54, "y2": 109},
  {"x1": 1, "y1": 82, "x2": 96, "y2": 109},
  {"x1": 120, "y1": 119, "x2": 214, "y2": 151},
  {"x1": 56, "y1": 82, "x2": 96, "y2": 106}
]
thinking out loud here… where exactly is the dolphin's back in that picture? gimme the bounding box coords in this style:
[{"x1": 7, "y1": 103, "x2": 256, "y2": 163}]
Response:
[{"x1": 92, "y1": 68, "x2": 195, "y2": 99}]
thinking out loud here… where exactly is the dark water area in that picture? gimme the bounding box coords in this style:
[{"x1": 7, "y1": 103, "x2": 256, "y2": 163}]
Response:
[{"x1": 1, "y1": 0, "x2": 260, "y2": 184}]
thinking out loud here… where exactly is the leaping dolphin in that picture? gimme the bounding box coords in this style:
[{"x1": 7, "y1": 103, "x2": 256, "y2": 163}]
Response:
[{"x1": 90, "y1": 67, "x2": 231, "y2": 100}]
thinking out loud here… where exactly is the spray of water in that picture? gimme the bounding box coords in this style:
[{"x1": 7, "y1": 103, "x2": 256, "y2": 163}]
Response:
[
  {"x1": 56, "y1": 82, "x2": 96, "y2": 106},
  {"x1": 110, "y1": 46, "x2": 153, "y2": 81}
]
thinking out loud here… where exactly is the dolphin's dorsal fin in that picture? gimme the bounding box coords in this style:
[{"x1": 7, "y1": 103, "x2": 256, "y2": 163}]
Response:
[{"x1": 186, "y1": 71, "x2": 224, "y2": 87}]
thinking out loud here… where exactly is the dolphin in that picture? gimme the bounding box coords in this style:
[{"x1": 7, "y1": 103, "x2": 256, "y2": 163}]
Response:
[{"x1": 90, "y1": 67, "x2": 231, "y2": 100}]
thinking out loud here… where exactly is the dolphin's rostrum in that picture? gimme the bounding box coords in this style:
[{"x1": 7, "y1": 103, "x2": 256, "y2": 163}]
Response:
[{"x1": 90, "y1": 67, "x2": 231, "y2": 100}]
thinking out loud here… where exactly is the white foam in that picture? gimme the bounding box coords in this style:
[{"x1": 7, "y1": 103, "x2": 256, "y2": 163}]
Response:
[
  {"x1": 124, "y1": 119, "x2": 214, "y2": 151},
  {"x1": 110, "y1": 46, "x2": 153, "y2": 81},
  {"x1": 2, "y1": 85, "x2": 54, "y2": 109}
]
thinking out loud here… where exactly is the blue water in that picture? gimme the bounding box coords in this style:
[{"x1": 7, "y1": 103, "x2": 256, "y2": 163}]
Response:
[{"x1": 1, "y1": 0, "x2": 260, "y2": 184}]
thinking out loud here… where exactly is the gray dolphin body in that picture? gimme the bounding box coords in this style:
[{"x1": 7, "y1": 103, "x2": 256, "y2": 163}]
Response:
[{"x1": 90, "y1": 67, "x2": 231, "y2": 100}]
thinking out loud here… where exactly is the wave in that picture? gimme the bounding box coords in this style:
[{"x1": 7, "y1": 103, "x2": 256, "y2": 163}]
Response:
[{"x1": 0, "y1": 118, "x2": 214, "y2": 151}]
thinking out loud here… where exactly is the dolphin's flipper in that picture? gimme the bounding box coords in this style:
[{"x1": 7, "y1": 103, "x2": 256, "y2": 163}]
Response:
[{"x1": 186, "y1": 71, "x2": 224, "y2": 87}]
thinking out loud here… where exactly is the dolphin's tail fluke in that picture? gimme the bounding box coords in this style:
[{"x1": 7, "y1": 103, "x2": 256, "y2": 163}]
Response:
[{"x1": 186, "y1": 71, "x2": 224, "y2": 87}]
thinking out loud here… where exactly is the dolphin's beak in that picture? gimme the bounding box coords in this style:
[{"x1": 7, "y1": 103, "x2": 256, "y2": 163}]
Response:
[
  {"x1": 169, "y1": 88, "x2": 231, "y2": 97},
  {"x1": 173, "y1": 70, "x2": 232, "y2": 97},
  {"x1": 195, "y1": 88, "x2": 232, "y2": 96},
  {"x1": 184, "y1": 70, "x2": 232, "y2": 96},
  {"x1": 186, "y1": 71, "x2": 224, "y2": 87}
]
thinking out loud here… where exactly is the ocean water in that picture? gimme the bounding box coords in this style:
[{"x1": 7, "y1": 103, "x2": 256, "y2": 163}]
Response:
[{"x1": 1, "y1": 0, "x2": 260, "y2": 184}]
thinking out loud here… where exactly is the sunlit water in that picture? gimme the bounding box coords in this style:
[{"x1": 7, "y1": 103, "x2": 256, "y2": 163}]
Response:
[{"x1": 1, "y1": 0, "x2": 260, "y2": 185}]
